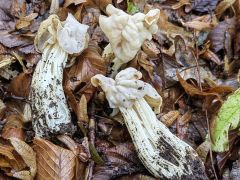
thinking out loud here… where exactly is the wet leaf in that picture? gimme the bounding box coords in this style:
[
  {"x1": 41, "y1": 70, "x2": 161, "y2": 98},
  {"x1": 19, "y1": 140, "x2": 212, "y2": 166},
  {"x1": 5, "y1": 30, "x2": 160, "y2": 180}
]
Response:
[
  {"x1": 33, "y1": 138, "x2": 77, "y2": 180},
  {"x1": 211, "y1": 88, "x2": 240, "y2": 152}
]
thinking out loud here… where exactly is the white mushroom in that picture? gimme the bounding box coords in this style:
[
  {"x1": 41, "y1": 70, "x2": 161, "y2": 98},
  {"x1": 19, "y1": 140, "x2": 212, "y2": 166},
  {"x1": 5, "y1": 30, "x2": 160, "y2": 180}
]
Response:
[
  {"x1": 31, "y1": 14, "x2": 89, "y2": 137},
  {"x1": 99, "y1": 4, "x2": 160, "y2": 76},
  {"x1": 91, "y1": 67, "x2": 207, "y2": 179}
]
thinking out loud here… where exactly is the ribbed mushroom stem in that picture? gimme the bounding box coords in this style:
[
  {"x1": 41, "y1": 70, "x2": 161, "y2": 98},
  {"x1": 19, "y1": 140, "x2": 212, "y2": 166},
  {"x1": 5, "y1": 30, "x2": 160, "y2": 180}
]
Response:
[
  {"x1": 91, "y1": 68, "x2": 207, "y2": 179},
  {"x1": 120, "y1": 98, "x2": 206, "y2": 179}
]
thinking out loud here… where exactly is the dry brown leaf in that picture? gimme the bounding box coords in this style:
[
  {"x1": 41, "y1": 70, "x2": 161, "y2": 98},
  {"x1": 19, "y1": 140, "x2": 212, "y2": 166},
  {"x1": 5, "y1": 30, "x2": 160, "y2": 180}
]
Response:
[
  {"x1": 171, "y1": 0, "x2": 190, "y2": 10},
  {"x1": 196, "y1": 140, "x2": 210, "y2": 163},
  {"x1": 10, "y1": 138, "x2": 36, "y2": 178},
  {"x1": 215, "y1": 0, "x2": 236, "y2": 18},
  {"x1": 8, "y1": 71, "x2": 32, "y2": 98},
  {"x1": 9, "y1": 170, "x2": 31, "y2": 180},
  {"x1": 0, "y1": 156, "x2": 11, "y2": 168},
  {"x1": 65, "y1": 43, "x2": 106, "y2": 101},
  {"x1": 201, "y1": 49, "x2": 222, "y2": 65},
  {"x1": 177, "y1": 111, "x2": 192, "y2": 139},
  {"x1": 93, "y1": 142, "x2": 143, "y2": 179},
  {"x1": 33, "y1": 138, "x2": 77, "y2": 180},
  {"x1": 0, "y1": 55, "x2": 15, "y2": 69},
  {"x1": 186, "y1": 0, "x2": 219, "y2": 13},
  {"x1": 0, "y1": 144, "x2": 26, "y2": 171},
  {"x1": 176, "y1": 71, "x2": 219, "y2": 97},
  {"x1": 64, "y1": 0, "x2": 86, "y2": 7},
  {"x1": 84, "y1": 0, "x2": 112, "y2": 11},
  {"x1": 142, "y1": 40, "x2": 160, "y2": 58},
  {"x1": 78, "y1": 94, "x2": 89, "y2": 123},
  {"x1": 161, "y1": 110, "x2": 179, "y2": 127},
  {"x1": 16, "y1": 12, "x2": 38, "y2": 30},
  {"x1": 57, "y1": 135, "x2": 90, "y2": 162},
  {"x1": 208, "y1": 17, "x2": 235, "y2": 52}
]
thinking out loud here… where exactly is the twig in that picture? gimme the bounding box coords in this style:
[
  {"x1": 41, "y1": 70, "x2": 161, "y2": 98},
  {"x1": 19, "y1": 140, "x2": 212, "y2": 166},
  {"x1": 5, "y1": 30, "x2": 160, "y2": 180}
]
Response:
[{"x1": 87, "y1": 98, "x2": 96, "y2": 180}]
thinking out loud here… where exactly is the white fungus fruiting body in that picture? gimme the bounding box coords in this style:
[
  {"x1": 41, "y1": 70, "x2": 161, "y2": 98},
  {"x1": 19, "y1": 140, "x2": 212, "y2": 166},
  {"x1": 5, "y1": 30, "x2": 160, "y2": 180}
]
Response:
[
  {"x1": 31, "y1": 14, "x2": 89, "y2": 137},
  {"x1": 99, "y1": 5, "x2": 160, "y2": 76},
  {"x1": 91, "y1": 68, "x2": 207, "y2": 179}
]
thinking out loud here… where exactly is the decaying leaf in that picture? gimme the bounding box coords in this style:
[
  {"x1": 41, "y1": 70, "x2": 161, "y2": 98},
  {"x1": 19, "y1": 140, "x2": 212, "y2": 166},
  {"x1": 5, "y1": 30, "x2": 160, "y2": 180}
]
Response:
[
  {"x1": 161, "y1": 110, "x2": 179, "y2": 127},
  {"x1": 2, "y1": 115, "x2": 25, "y2": 140},
  {"x1": 93, "y1": 142, "x2": 144, "y2": 180},
  {"x1": 78, "y1": 95, "x2": 89, "y2": 123},
  {"x1": 211, "y1": 88, "x2": 240, "y2": 152},
  {"x1": 8, "y1": 71, "x2": 32, "y2": 98},
  {"x1": 215, "y1": 0, "x2": 236, "y2": 18},
  {"x1": 10, "y1": 138, "x2": 36, "y2": 178},
  {"x1": 33, "y1": 138, "x2": 77, "y2": 180},
  {"x1": 196, "y1": 139, "x2": 210, "y2": 162},
  {"x1": 208, "y1": 18, "x2": 235, "y2": 52}
]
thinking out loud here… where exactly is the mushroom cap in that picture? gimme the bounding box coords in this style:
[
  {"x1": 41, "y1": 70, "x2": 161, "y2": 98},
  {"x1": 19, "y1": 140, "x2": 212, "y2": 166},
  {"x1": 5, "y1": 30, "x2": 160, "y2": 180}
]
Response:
[
  {"x1": 91, "y1": 67, "x2": 162, "y2": 113},
  {"x1": 34, "y1": 13, "x2": 89, "y2": 54},
  {"x1": 99, "y1": 4, "x2": 160, "y2": 64}
]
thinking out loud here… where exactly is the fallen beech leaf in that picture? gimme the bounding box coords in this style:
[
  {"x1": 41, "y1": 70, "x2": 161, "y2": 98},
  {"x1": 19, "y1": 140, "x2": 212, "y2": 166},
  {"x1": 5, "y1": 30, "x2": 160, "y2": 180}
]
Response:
[
  {"x1": 78, "y1": 95, "x2": 89, "y2": 123},
  {"x1": 65, "y1": 43, "x2": 106, "y2": 101},
  {"x1": 93, "y1": 142, "x2": 143, "y2": 179},
  {"x1": 33, "y1": 138, "x2": 76, "y2": 180},
  {"x1": 166, "y1": 66, "x2": 216, "y2": 84},
  {"x1": 0, "y1": 144, "x2": 26, "y2": 171},
  {"x1": 16, "y1": 12, "x2": 38, "y2": 30},
  {"x1": 10, "y1": 138, "x2": 36, "y2": 178},
  {"x1": 142, "y1": 40, "x2": 160, "y2": 58},
  {"x1": 64, "y1": 0, "x2": 86, "y2": 7},
  {"x1": 161, "y1": 110, "x2": 179, "y2": 127},
  {"x1": 84, "y1": 0, "x2": 112, "y2": 11},
  {"x1": 0, "y1": 31, "x2": 32, "y2": 48},
  {"x1": 174, "y1": 35, "x2": 195, "y2": 66},
  {"x1": 208, "y1": 18, "x2": 235, "y2": 52},
  {"x1": 171, "y1": 0, "x2": 190, "y2": 10},
  {"x1": 196, "y1": 140, "x2": 210, "y2": 162},
  {"x1": 0, "y1": 156, "x2": 11, "y2": 168},
  {"x1": 176, "y1": 111, "x2": 192, "y2": 139},
  {"x1": 189, "y1": 0, "x2": 219, "y2": 13},
  {"x1": 201, "y1": 49, "x2": 222, "y2": 65},
  {"x1": 9, "y1": 170, "x2": 31, "y2": 180},
  {"x1": 57, "y1": 135, "x2": 90, "y2": 162},
  {"x1": 8, "y1": 71, "x2": 32, "y2": 98},
  {"x1": 0, "y1": 55, "x2": 15, "y2": 69},
  {"x1": 176, "y1": 71, "x2": 219, "y2": 98},
  {"x1": 215, "y1": 0, "x2": 236, "y2": 18}
]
